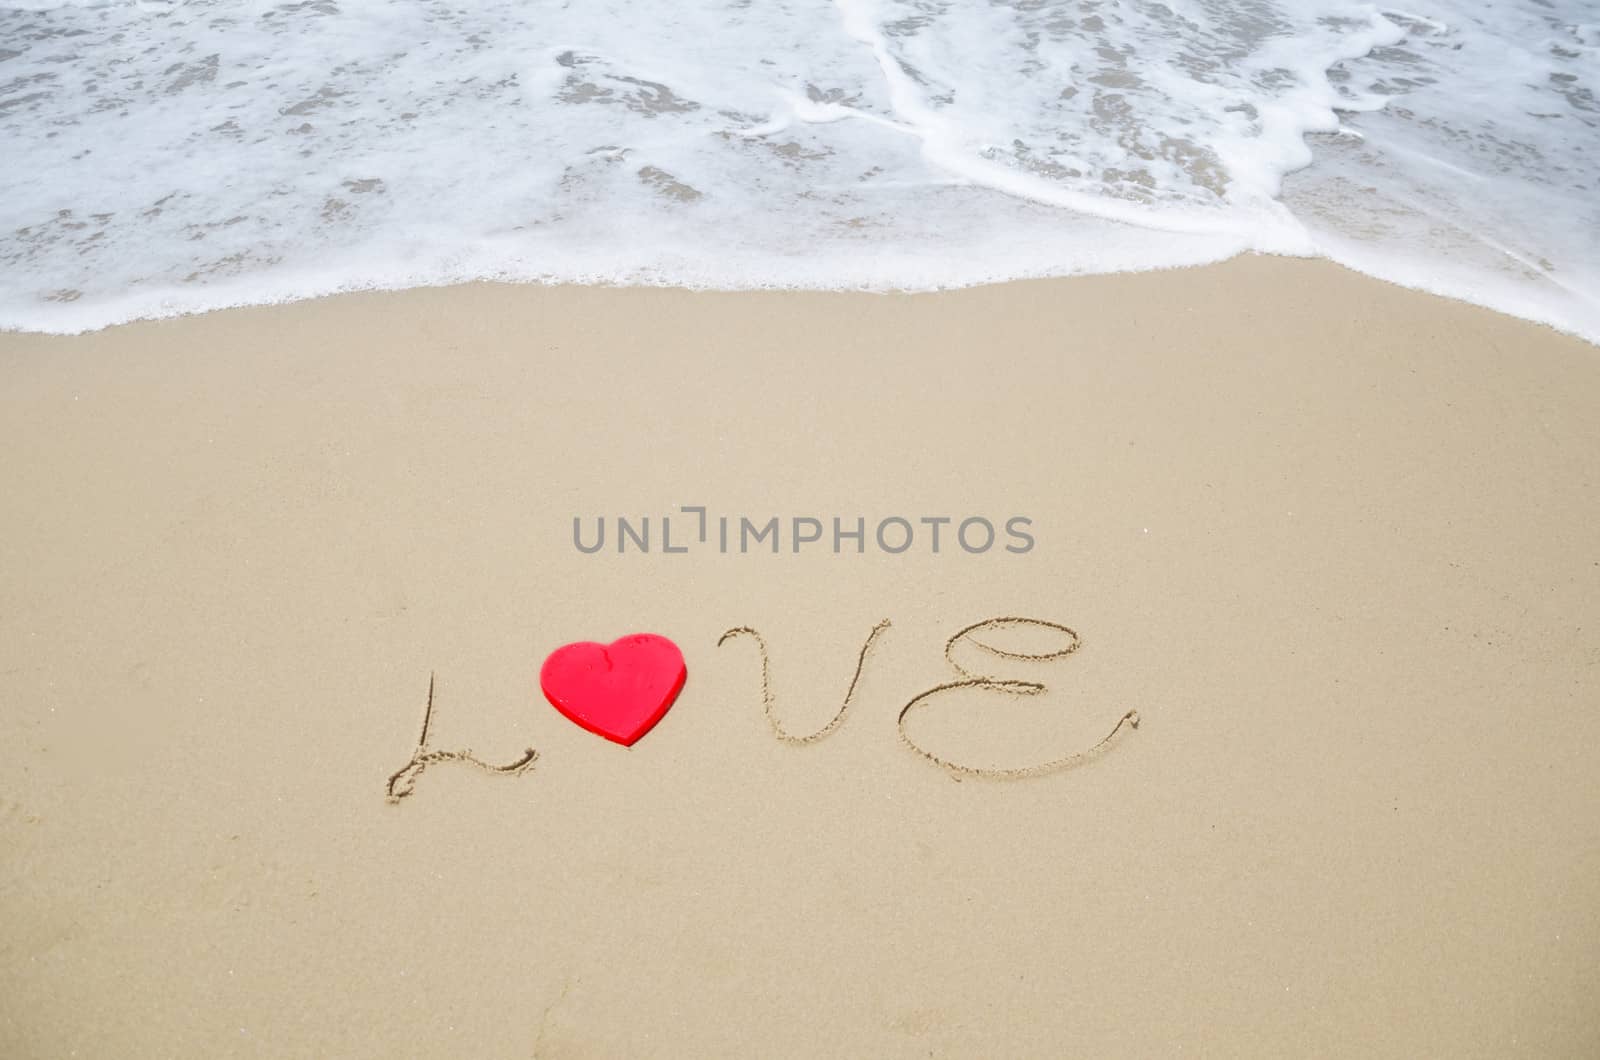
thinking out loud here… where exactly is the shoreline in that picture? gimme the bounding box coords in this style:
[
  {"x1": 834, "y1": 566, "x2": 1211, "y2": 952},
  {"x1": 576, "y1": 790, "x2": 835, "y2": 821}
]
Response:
[{"x1": 4, "y1": 251, "x2": 1598, "y2": 349}]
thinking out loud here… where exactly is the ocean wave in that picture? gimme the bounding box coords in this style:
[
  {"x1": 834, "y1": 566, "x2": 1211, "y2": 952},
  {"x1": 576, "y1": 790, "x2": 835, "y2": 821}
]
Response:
[{"x1": 1, "y1": 0, "x2": 1595, "y2": 339}]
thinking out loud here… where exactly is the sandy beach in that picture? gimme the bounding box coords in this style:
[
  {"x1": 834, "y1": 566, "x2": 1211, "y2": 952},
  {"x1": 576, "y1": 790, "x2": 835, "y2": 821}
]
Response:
[{"x1": 2, "y1": 255, "x2": 1597, "y2": 1056}]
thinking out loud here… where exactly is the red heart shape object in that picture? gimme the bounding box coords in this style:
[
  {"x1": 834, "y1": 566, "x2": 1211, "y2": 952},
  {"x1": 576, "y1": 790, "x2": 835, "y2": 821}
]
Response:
[{"x1": 539, "y1": 633, "x2": 686, "y2": 746}]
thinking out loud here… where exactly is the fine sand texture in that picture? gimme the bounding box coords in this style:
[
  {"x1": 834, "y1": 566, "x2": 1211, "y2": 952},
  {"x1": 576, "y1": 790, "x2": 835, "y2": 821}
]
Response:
[{"x1": 2, "y1": 256, "x2": 1598, "y2": 1056}]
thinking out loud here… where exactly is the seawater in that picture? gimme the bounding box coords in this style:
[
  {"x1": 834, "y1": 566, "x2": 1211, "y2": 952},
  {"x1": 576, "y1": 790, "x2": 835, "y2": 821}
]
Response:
[{"x1": 2, "y1": 0, "x2": 1596, "y2": 339}]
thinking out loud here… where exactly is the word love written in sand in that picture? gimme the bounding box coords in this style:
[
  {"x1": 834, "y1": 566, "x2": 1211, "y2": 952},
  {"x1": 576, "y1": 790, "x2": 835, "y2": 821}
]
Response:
[{"x1": 385, "y1": 617, "x2": 1141, "y2": 802}]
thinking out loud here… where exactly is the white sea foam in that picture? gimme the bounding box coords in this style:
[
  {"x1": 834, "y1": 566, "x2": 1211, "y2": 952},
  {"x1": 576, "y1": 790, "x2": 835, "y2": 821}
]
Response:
[{"x1": 1, "y1": 0, "x2": 1596, "y2": 339}]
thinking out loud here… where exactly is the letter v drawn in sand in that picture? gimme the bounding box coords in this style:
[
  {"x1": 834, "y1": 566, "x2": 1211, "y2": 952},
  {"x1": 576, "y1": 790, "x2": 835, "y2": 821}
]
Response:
[{"x1": 716, "y1": 619, "x2": 892, "y2": 743}]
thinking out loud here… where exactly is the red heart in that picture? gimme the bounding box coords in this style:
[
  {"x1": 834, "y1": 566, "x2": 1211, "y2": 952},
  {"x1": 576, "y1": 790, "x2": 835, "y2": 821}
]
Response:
[{"x1": 539, "y1": 633, "x2": 686, "y2": 746}]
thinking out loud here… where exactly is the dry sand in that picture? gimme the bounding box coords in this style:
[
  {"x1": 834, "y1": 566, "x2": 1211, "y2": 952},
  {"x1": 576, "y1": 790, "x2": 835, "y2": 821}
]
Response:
[{"x1": 2, "y1": 255, "x2": 1597, "y2": 1056}]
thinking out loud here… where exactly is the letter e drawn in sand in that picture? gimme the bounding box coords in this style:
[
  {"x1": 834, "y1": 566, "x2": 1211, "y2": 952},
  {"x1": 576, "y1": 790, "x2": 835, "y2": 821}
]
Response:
[{"x1": 898, "y1": 617, "x2": 1140, "y2": 779}]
